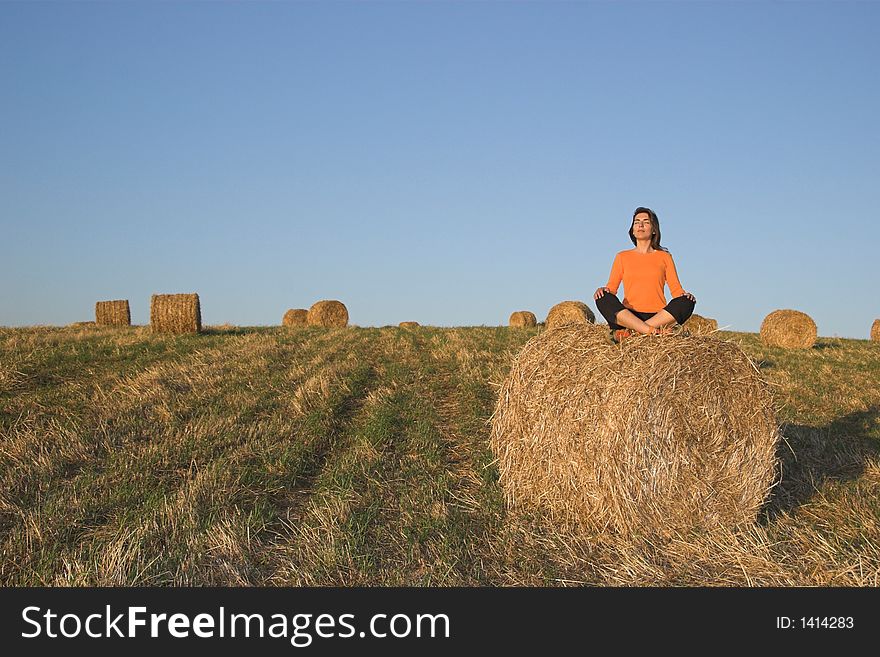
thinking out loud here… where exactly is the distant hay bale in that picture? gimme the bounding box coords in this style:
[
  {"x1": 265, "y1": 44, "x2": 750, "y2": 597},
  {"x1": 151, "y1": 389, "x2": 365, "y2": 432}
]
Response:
[
  {"x1": 684, "y1": 313, "x2": 718, "y2": 335},
  {"x1": 509, "y1": 311, "x2": 537, "y2": 328},
  {"x1": 95, "y1": 300, "x2": 131, "y2": 326},
  {"x1": 872, "y1": 319, "x2": 880, "y2": 342},
  {"x1": 399, "y1": 321, "x2": 420, "y2": 328},
  {"x1": 490, "y1": 324, "x2": 779, "y2": 537},
  {"x1": 760, "y1": 309, "x2": 816, "y2": 349},
  {"x1": 150, "y1": 293, "x2": 201, "y2": 334},
  {"x1": 545, "y1": 301, "x2": 595, "y2": 329},
  {"x1": 307, "y1": 300, "x2": 348, "y2": 327},
  {"x1": 69, "y1": 321, "x2": 96, "y2": 327},
  {"x1": 283, "y1": 309, "x2": 308, "y2": 327}
]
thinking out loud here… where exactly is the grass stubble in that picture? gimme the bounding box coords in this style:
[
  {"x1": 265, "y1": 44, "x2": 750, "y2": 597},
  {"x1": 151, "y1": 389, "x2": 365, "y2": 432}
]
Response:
[{"x1": 0, "y1": 325, "x2": 878, "y2": 585}]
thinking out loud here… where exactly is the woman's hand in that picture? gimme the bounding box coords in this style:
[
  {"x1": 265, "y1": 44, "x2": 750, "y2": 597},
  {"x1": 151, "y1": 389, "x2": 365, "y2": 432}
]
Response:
[
  {"x1": 594, "y1": 287, "x2": 611, "y2": 300},
  {"x1": 681, "y1": 291, "x2": 696, "y2": 302}
]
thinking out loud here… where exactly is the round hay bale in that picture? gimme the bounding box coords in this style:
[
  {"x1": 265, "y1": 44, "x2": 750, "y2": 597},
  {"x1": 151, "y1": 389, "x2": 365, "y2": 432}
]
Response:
[
  {"x1": 398, "y1": 321, "x2": 420, "y2": 328},
  {"x1": 283, "y1": 309, "x2": 308, "y2": 327},
  {"x1": 760, "y1": 309, "x2": 816, "y2": 349},
  {"x1": 307, "y1": 300, "x2": 349, "y2": 327},
  {"x1": 95, "y1": 299, "x2": 131, "y2": 326},
  {"x1": 509, "y1": 311, "x2": 537, "y2": 328},
  {"x1": 489, "y1": 324, "x2": 779, "y2": 537},
  {"x1": 545, "y1": 300, "x2": 595, "y2": 329},
  {"x1": 871, "y1": 319, "x2": 880, "y2": 342},
  {"x1": 684, "y1": 313, "x2": 718, "y2": 335},
  {"x1": 150, "y1": 293, "x2": 201, "y2": 334}
]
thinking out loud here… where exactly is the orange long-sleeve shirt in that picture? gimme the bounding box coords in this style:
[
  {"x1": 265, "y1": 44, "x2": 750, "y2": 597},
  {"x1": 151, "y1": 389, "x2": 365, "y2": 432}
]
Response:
[{"x1": 605, "y1": 249, "x2": 685, "y2": 313}]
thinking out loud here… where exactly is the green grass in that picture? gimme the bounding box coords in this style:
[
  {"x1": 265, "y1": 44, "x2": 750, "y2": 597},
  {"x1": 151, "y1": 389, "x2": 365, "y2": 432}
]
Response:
[{"x1": 1, "y1": 324, "x2": 878, "y2": 585}]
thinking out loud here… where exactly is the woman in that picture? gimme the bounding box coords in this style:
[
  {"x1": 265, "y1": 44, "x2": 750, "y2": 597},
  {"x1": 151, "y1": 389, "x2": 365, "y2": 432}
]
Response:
[{"x1": 594, "y1": 207, "x2": 696, "y2": 342}]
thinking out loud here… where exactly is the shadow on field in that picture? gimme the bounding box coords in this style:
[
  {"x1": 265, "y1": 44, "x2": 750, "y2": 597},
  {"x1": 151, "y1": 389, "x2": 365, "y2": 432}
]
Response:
[
  {"x1": 812, "y1": 341, "x2": 843, "y2": 350},
  {"x1": 760, "y1": 406, "x2": 880, "y2": 522},
  {"x1": 201, "y1": 326, "x2": 257, "y2": 336}
]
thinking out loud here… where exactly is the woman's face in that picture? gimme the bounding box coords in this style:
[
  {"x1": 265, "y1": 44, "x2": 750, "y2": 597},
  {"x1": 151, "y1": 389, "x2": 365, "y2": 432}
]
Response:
[{"x1": 632, "y1": 212, "x2": 653, "y2": 241}]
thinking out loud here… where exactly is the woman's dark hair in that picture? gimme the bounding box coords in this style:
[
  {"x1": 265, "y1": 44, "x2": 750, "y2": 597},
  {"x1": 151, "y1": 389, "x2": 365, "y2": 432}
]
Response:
[{"x1": 628, "y1": 206, "x2": 668, "y2": 252}]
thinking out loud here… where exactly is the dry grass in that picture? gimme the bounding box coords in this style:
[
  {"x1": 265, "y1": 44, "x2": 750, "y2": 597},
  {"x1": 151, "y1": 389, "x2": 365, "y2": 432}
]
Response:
[
  {"x1": 307, "y1": 300, "x2": 348, "y2": 328},
  {"x1": 545, "y1": 301, "x2": 595, "y2": 329},
  {"x1": 509, "y1": 311, "x2": 537, "y2": 328},
  {"x1": 282, "y1": 309, "x2": 308, "y2": 327},
  {"x1": 1, "y1": 324, "x2": 878, "y2": 586},
  {"x1": 95, "y1": 300, "x2": 131, "y2": 326},
  {"x1": 490, "y1": 324, "x2": 779, "y2": 538},
  {"x1": 760, "y1": 309, "x2": 817, "y2": 349},
  {"x1": 150, "y1": 294, "x2": 201, "y2": 334}
]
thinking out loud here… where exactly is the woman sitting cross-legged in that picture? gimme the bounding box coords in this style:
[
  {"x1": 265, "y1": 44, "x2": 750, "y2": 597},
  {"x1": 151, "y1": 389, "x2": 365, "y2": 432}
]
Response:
[{"x1": 594, "y1": 206, "x2": 696, "y2": 343}]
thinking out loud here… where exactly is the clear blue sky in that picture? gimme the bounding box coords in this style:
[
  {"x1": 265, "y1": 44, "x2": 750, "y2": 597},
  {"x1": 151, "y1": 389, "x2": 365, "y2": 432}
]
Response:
[{"x1": 2, "y1": 1, "x2": 878, "y2": 337}]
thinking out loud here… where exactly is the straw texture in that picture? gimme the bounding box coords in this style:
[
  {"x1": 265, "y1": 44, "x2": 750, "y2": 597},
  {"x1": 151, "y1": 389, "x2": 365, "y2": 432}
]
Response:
[
  {"x1": 545, "y1": 301, "x2": 595, "y2": 329},
  {"x1": 150, "y1": 294, "x2": 202, "y2": 334},
  {"x1": 509, "y1": 311, "x2": 537, "y2": 328},
  {"x1": 490, "y1": 323, "x2": 779, "y2": 537},
  {"x1": 760, "y1": 309, "x2": 817, "y2": 349},
  {"x1": 306, "y1": 300, "x2": 349, "y2": 327},
  {"x1": 95, "y1": 300, "x2": 131, "y2": 326},
  {"x1": 283, "y1": 309, "x2": 308, "y2": 327},
  {"x1": 684, "y1": 313, "x2": 718, "y2": 335}
]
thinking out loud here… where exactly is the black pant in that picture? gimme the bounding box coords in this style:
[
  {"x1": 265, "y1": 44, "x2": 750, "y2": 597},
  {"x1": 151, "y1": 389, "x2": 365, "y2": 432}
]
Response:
[{"x1": 595, "y1": 292, "x2": 695, "y2": 330}]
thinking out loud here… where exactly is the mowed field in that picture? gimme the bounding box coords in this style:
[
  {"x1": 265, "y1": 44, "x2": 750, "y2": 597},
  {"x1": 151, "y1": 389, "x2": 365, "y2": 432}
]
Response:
[{"x1": 1, "y1": 324, "x2": 878, "y2": 586}]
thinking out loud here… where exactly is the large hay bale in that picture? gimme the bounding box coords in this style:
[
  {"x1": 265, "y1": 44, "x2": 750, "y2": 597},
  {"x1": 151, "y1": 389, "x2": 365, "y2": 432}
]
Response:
[
  {"x1": 509, "y1": 311, "x2": 537, "y2": 327},
  {"x1": 307, "y1": 300, "x2": 348, "y2": 327},
  {"x1": 399, "y1": 321, "x2": 420, "y2": 328},
  {"x1": 150, "y1": 293, "x2": 201, "y2": 334},
  {"x1": 95, "y1": 299, "x2": 131, "y2": 326},
  {"x1": 871, "y1": 319, "x2": 880, "y2": 342},
  {"x1": 545, "y1": 300, "x2": 595, "y2": 329},
  {"x1": 760, "y1": 309, "x2": 816, "y2": 349},
  {"x1": 684, "y1": 313, "x2": 718, "y2": 335},
  {"x1": 283, "y1": 309, "x2": 308, "y2": 327},
  {"x1": 490, "y1": 324, "x2": 779, "y2": 537}
]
